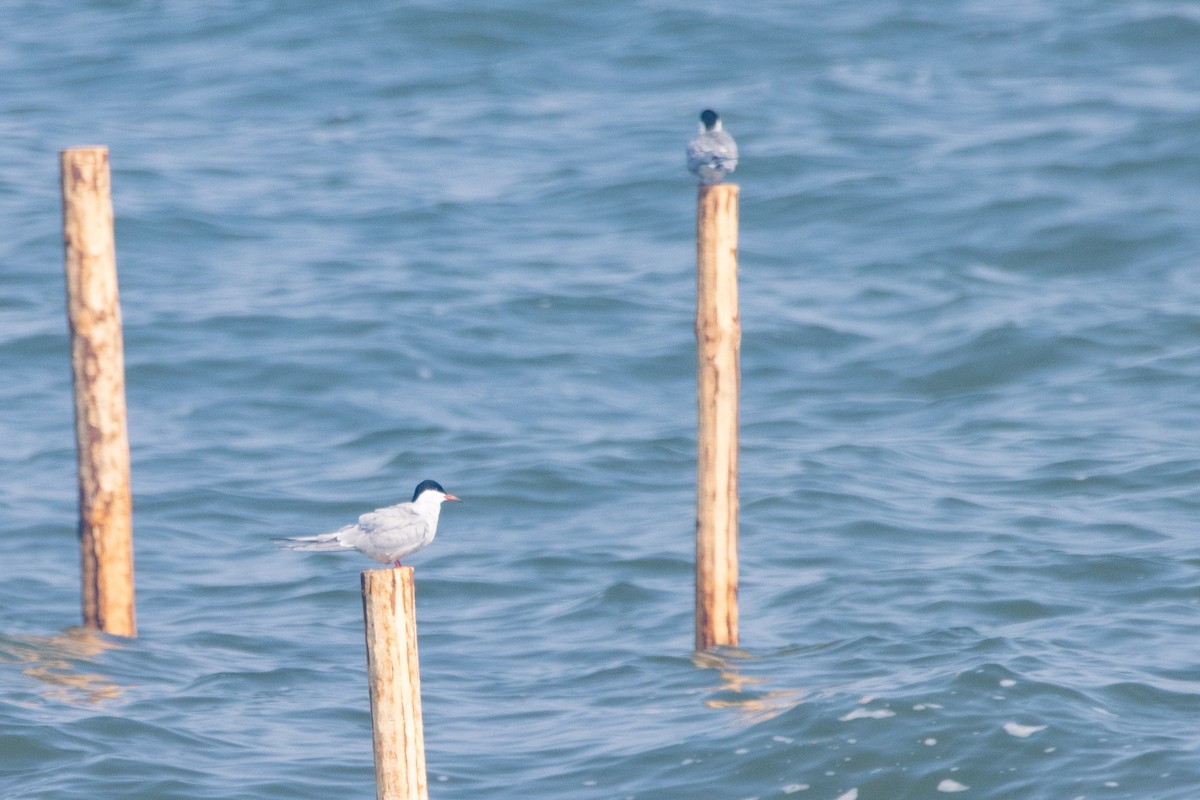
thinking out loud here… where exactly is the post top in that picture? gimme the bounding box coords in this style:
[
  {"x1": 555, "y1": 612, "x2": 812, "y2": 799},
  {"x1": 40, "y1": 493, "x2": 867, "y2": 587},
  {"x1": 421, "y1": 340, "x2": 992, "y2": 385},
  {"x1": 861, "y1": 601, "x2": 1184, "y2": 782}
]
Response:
[{"x1": 361, "y1": 566, "x2": 416, "y2": 593}]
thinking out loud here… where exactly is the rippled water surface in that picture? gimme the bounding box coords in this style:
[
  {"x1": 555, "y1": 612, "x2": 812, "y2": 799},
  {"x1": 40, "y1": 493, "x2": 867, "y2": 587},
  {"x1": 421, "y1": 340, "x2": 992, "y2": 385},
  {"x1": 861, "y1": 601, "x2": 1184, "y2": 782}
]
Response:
[{"x1": 3, "y1": 2, "x2": 1200, "y2": 798}]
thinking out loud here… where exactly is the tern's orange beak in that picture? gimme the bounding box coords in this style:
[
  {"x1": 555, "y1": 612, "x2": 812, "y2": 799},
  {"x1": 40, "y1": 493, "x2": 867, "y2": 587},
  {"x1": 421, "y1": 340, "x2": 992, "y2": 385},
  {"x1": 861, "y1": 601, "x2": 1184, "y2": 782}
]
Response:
[{"x1": 443, "y1": 493, "x2": 461, "y2": 502}]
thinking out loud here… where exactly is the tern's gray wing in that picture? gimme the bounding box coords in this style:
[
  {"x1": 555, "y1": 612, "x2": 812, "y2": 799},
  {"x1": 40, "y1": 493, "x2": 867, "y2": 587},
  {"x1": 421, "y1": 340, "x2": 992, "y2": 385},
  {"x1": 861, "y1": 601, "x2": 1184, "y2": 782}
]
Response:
[
  {"x1": 352, "y1": 503, "x2": 434, "y2": 563},
  {"x1": 687, "y1": 130, "x2": 739, "y2": 183}
]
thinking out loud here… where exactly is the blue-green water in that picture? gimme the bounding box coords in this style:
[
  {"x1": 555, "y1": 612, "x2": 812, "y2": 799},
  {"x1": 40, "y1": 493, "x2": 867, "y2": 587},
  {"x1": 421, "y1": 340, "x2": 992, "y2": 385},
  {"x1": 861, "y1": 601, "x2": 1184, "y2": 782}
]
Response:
[{"x1": 3, "y1": 2, "x2": 1200, "y2": 798}]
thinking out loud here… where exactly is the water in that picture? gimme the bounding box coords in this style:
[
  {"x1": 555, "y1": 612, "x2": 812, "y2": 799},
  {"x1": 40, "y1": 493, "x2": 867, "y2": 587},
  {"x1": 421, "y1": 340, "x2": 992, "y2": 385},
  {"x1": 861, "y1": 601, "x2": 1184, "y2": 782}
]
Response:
[{"x1": 3, "y1": 1, "x2": 1200, "y2": 798}]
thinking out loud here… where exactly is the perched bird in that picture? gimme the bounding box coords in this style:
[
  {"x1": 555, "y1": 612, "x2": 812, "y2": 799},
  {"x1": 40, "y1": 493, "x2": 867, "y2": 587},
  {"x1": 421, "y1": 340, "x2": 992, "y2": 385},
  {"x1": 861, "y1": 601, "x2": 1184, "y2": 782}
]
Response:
[
  {"x1": 686, "y1": 109, "x2": 738, "y2": 184},
  {"x1": 275, "y1": 479, "x2": 460, "y2": 567}
]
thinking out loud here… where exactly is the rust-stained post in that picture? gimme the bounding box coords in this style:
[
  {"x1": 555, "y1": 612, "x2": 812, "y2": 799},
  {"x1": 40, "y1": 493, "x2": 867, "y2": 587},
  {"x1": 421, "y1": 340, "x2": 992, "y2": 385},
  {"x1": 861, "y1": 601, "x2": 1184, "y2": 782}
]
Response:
[
  {"x1": 61, "y1": 146, "x2": 136, "y2": 638},
  {"x1": 695, "y1": 182, "x2": 740, "y2": 650},
  {"x1": 362, "y1": 567, "x2": 428, "y2": 800}
]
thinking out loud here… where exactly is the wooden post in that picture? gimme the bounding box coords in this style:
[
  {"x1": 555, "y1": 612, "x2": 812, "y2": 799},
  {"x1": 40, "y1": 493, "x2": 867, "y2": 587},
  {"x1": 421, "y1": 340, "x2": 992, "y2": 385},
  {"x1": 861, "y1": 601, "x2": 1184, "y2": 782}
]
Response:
[
  {"x1": 695, "y1": 182, "x2": 740, "y2": 651},
  {"x1": 362, "y1": 567, "x2": 428, "y2": 800},
  {"x1": 61, "y1": 146, "x2": 136, "y2": 638}
]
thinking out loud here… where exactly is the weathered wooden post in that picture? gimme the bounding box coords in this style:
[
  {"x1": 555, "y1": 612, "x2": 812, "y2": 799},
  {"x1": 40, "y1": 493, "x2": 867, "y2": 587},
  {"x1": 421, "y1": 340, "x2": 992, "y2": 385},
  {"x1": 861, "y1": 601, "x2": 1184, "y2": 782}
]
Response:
[
  {"x1": 361, "y1": 567, "x2": 428, "y2": 800},
  {"x1": 695, "y1": 182, "x2": 740, "y2": 650},
  {"x1": 61, "y1": 146, "x2": 136, "y2": 638}
]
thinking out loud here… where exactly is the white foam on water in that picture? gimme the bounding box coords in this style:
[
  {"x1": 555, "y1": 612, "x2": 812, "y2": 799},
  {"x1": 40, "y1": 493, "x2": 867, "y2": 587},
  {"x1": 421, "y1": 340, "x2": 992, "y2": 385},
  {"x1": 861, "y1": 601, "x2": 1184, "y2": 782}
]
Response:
[
  {"x1": 782, "y1": 784, "x2": 809, "y2": 794},
  {"x1": 840, "y1": 708, "x2": 896, "y2": 721},
  {"x1": 937, "y1": 779, "x2": 969, "y2": 792},
  {"x1": 833, "y1": 790, "x2": 858, "y2": 800},
  {"x1": 1003, "y1": 722, "x2": 1048, "y2": 738}
]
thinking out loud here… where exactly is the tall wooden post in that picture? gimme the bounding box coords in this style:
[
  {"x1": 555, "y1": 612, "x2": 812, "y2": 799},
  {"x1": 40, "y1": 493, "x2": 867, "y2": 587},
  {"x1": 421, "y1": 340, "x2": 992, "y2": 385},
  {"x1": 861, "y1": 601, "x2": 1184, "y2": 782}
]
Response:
[
  {"x1": 362, "y1": 567, "x2": 428, "y2": 800},
  {"x1": 61, "y1": 146, "x2": 136, "y2": 638},
  {"x1": 695, "y1": 182, "x2": 740, "y2": 651}
]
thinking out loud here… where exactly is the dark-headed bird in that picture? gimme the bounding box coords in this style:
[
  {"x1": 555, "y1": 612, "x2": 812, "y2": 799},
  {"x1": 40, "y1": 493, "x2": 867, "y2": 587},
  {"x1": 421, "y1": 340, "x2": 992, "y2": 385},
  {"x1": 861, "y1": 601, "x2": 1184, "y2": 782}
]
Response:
[
  {"x1": 686, "y1": 109, "x2": 738, "y2": 184},
  {"x1": 275, "y1": 479, "x2": 460, "y2": 567}
]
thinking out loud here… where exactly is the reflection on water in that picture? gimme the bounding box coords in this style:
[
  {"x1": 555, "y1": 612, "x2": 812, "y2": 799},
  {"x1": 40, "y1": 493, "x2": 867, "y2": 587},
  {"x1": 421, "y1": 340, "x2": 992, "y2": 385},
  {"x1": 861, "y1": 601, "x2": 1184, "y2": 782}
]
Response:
[
  {"x1": 694, "y1": 649, "x2": 805, "y2": 725},
  {"x1": 0, "y1": 627, "x2": 126, "y2": 704}
]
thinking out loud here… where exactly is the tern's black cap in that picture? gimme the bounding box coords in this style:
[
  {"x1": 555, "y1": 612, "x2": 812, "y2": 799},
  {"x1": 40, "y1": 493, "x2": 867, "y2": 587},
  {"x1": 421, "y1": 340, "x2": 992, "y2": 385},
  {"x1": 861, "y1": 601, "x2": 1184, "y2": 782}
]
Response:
[
  {"x1": 412, "y1": 480, "x2": 448, "y2": 501},
  {"x1": 700, "y1": 109, "x2": 719, "y2": 129}
]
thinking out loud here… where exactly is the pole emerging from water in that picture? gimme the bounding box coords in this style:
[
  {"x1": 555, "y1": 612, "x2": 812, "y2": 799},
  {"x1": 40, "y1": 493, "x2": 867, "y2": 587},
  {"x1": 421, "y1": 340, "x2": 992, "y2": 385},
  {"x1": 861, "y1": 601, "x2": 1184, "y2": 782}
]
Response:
[
  {"x1": 362, "y1": 567, "x2": 428, "y2": 800},
  {"x1": 694, "y1": 182, "x2": 740, "y2": 651},
  {"x1": 61, "y1": 146, "x2": 136, "y2": 638}
]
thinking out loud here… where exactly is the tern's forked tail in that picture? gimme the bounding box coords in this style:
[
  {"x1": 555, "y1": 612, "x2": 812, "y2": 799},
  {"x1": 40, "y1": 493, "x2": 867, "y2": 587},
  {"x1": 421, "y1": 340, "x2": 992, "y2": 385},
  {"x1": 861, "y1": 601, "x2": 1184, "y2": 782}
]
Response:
[{"x1": 273, "y1": 532, "x2": 350, "y2": 552}]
